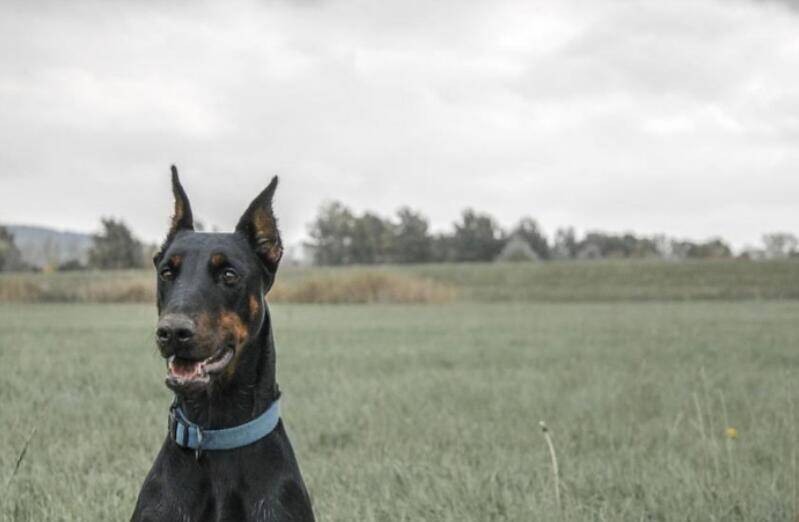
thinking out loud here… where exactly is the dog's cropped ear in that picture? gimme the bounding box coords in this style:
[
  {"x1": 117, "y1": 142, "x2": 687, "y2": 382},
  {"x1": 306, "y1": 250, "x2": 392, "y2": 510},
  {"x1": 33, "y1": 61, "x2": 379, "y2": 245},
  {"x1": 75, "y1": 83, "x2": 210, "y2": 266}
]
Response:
[
  {"x1": 154, "y1": 165, "x2": 194, "y2": 265},
  {"x1": 169, "y1": 165, "x2": 194, "y2": 234},
  {"x1": 236, "y1": 176, "x2": 283, "y2": 274}
]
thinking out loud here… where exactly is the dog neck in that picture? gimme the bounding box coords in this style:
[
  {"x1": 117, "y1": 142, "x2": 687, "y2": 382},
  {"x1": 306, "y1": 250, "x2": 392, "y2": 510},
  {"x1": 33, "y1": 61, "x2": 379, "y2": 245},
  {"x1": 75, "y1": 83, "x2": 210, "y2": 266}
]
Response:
[{"x1": 176, "y1": 318, "x2": 279, "y2": 430}]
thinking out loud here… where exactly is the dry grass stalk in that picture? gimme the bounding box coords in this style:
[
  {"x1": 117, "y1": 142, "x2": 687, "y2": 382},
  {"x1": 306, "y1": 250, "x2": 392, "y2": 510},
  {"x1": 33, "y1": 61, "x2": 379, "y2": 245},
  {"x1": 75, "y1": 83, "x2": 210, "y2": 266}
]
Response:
[
  {"x1": 692, "y1": 392, "x2": 711, "y2": 483},
  {"x1": 539, "y1": 420, "x2": 562, "y2": 514},
  {"x1": 4, "y1": 426, "x2": 37, "y2": 492},
  {"x1": 699, "y1": 368, "x2": 721, "y2": 478},
  {"x1": 787, "y1": 376, "x2": 798, "y2": 519},
  {"x1": 0, "y1": 279, "x2": 43, "y2": 302},
  {"x1": 718, "y1": 390, "x2": 736, "y2": 483},
  {"x1": 270, "y1": 272, "x2": 458, "y2": 304},
  {"x1": 0, "y1": 271, "x2": 456, "y2": 304}
]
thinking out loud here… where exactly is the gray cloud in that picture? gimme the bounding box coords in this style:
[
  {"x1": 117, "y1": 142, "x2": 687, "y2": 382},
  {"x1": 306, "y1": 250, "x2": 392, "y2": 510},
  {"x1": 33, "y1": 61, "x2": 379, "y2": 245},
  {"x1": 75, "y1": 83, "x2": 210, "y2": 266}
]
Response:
[
  {"x1": 1, "y1": 0, "x2": 798, "y2": 250},
  {"x1": 754, "y1": 0, "x2": 799, "y2": 12}
]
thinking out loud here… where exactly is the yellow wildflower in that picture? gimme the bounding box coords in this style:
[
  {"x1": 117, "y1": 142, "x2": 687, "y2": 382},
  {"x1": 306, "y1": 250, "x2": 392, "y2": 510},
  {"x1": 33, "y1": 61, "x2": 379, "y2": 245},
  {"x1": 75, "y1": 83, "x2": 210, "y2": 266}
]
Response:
[{"x1": 725, "y1": 427, "x2": 738, "y2": 440}]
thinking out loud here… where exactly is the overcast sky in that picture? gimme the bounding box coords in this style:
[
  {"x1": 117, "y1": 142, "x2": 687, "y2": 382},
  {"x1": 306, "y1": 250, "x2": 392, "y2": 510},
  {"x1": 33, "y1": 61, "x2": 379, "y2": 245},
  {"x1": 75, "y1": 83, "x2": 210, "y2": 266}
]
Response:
[{"x1": 1, "y1": 0, "x2": 798, "y2": 250}]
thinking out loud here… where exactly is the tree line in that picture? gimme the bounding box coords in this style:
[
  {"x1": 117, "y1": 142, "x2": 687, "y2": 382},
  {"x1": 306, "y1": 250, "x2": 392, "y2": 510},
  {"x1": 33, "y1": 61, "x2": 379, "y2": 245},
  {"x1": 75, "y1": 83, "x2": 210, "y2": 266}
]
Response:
[
  {"x1": 1, "y1": 205, "x2": 797, "y2": 271},
  {"x1": 304, "y1": 202, "x2": 798, "y2": 265},
  {"x1": 0, "y1": 219, "x2": 149, "y2": 272}
]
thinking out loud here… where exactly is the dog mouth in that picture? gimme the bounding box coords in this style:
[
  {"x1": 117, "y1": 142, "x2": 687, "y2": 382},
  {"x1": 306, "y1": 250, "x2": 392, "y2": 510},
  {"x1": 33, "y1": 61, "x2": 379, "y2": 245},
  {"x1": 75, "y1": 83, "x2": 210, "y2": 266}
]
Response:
[{"x1": 165, "y1": 345, "x2": 235, "y2": 390}]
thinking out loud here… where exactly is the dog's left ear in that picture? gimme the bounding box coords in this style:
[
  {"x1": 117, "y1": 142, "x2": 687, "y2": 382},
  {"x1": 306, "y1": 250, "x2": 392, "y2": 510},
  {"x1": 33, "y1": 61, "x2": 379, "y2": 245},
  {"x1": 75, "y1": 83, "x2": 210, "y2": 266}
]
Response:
[{"x1": 236, "y1": 176, "x2": 283, "y2": 273}]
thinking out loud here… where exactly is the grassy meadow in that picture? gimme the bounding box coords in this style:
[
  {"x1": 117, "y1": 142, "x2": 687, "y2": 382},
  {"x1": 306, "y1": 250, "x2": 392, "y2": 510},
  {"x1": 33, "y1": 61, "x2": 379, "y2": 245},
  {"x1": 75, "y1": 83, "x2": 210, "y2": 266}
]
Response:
[
  {"x1": 1, "y1": 261, "x2": 798, "y2": 520},
  {"x1": 2, "y1": 259, "x2": 799, "y2": 304}
]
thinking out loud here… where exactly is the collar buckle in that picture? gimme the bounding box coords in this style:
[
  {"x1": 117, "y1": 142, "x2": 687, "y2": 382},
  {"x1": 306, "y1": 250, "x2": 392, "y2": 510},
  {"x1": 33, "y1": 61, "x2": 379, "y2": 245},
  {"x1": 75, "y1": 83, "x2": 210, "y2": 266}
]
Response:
[
  {"x1": 195, "y1": 427, "x2": 204, "y2": 460},
  {"x1": 168, "y1": 403, "x2": 178, "y2": 443}
]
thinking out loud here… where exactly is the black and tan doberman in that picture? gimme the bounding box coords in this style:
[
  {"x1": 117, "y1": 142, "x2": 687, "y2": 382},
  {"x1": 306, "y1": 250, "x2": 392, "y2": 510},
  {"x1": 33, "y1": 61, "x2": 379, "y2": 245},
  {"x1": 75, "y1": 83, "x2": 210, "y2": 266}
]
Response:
[{"x1": 131, "y1": 167, "x2": 314, "y2": 522}]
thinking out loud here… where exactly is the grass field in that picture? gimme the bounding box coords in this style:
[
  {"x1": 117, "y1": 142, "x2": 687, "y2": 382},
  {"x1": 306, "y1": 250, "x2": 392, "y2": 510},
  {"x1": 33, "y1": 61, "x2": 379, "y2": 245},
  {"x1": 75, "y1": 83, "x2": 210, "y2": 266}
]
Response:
[
  {"x1": 3, "y1": 259, "x2": 799, "y2": 304},
  {"x1": 1, "y1": 299, "x2": 798, "y2": 520}
]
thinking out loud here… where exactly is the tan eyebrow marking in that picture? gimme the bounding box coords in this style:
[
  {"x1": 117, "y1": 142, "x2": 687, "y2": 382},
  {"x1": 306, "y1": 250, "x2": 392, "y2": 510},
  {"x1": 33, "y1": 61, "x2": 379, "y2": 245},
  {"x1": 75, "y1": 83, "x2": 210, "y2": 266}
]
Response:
[
  {"x1": 169, "y1": 255, "x2": 183, "y2": 267},
  {"x1": 210, "y1": 253, "x2": 226, "y2": 267}
]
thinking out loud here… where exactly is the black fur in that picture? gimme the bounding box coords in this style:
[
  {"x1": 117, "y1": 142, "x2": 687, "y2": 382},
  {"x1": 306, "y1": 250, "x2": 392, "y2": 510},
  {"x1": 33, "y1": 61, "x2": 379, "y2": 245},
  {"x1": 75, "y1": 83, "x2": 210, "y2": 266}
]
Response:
[{"x1": 131, "y1": 167, "x2": 314, "y2": 522}]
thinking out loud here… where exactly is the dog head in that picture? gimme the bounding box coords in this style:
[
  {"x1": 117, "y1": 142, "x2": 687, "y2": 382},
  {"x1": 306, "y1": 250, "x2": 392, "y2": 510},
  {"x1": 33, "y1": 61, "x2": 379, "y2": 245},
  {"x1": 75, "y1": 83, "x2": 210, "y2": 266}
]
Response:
[{"x1": 152, "y1": 166, "x2": 283, "y2": 395}]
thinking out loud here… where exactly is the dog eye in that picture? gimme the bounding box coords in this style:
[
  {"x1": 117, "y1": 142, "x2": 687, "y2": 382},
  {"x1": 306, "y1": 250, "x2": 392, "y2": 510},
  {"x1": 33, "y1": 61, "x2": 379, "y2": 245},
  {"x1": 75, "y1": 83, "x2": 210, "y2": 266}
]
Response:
[
  {"x1": 220, "y1": 268, "x2": 240, "y2": 286},
  {"x1": 159, "y1": 268, "x2": 175, "y2": 281}
]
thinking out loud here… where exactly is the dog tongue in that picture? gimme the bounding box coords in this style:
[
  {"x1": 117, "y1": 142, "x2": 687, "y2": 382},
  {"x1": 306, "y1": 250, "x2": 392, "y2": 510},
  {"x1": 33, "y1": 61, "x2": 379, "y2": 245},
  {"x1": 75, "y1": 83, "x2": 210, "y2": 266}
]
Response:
[{"x1": 171, "y1": 358, "x2": 202, "y2": 378}]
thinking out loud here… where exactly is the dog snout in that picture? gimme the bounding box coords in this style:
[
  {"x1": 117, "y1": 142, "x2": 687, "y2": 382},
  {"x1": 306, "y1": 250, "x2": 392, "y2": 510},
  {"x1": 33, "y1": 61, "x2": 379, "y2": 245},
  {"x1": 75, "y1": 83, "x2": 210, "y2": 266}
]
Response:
[{"x1": 155, "y1": 314, "x2": 196, "y2": 355}]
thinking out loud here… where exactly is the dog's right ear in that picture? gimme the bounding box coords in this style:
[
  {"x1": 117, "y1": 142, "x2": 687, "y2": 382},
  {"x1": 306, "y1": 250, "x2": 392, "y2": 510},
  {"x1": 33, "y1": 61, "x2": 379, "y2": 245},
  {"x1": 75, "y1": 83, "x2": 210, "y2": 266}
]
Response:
[{"x1": 154, "y1": 165, "x2": 194, "y2": 266}]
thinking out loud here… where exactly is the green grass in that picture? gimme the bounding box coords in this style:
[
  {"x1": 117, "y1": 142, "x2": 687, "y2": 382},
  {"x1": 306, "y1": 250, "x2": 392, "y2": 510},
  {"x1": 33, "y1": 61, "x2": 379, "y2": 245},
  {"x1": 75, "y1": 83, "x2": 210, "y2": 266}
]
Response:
[
  {"x1": 1, "y1": 301, "x2": 798, "y2": 520},
  {"x1": 3, "y1": 259, "x2": 799, "y2": 303},
  {"x1": 407, "y1": 259, "x2": 799, "y2": 302}
]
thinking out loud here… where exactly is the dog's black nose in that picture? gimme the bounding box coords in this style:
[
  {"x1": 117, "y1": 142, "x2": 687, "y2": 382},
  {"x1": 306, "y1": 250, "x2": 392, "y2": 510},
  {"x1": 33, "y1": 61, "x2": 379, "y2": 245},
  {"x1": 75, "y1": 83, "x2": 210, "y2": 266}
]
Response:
[
  {"x1": 155, "y1": 315, "x2": 196, "y2": 354},
  {"x1": 156, "y1": 326, "x2": 194, "y2": 344}
]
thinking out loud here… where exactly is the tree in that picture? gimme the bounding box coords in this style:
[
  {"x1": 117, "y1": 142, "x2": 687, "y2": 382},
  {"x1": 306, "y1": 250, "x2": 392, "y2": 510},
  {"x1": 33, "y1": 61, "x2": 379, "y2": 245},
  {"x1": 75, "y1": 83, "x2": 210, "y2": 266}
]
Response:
[
  {"x1": 685, "y1": 238, "x2": 732, "y2": 259},
  {"x1": 511, "y1": 217, "x2": 549, "y2": 259},
  {"x1": 762, "y1": 232, "x2": 798, "y2": 259},
  {"x1": 307, "y1": 204, "x2": 432, "y2": 265},
  {"x1": 306, "y1": 202, "x2": 356, "y2": 265},
  {"x1": 58, "y1": 259, "x2": 86, "y2": 271},
  {"x1": 552, "y1": 227, "x2": 577, "y2": 259},
  {"x1": 496, "y1": 236, "x2": 540, "y2": 262},
  {"x1": 88, "y1": 218, "x2": 145, "y2": 269},
  {"x1": 431, "y1": 233, "x2": 456, "y2": 263},
  {"x1": 350, "y1": 212, "x2": 395, "y2": 264},
  {"x1": 0, "y1": 226, "x2": 23, "y2": 271},
  {"x1": 668, "y1": 240, "x2": 692, "y2": 260},
  {"x1": 393, "y1": 207, "x2": 433, "y2": 263},
  {"x1": 625, "y1": 234, "x2": 658, "y2": 258},
  {"x1": 450, "y1": 208, "x2": 505, "y2": 262},
  {"x1": 576, "y1": 232, "x2": 659, "y2": 259},
  {"x1": 653, "y1": 234, "x2": 677, "y2": 260}
]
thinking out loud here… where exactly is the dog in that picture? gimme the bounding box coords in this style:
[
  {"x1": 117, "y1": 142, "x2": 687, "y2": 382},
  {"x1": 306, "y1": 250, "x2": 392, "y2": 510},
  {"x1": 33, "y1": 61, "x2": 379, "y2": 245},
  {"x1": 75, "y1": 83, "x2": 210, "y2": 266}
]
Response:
[{"x1": 131, "y1": 167, "x2": 315, "y2": 522}]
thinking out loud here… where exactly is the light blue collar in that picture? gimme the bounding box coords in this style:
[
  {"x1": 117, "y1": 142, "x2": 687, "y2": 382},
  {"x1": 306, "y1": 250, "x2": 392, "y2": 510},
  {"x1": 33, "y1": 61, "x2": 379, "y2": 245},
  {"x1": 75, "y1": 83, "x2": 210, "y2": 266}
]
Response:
[{"x1": 169, "y1": 399, "x2": 280, "y2": 454}]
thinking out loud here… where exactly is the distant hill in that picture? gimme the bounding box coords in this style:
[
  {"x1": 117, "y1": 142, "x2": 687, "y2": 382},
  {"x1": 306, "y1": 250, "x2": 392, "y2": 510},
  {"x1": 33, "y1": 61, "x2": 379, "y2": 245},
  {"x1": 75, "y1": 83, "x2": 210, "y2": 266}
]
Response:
[{"x1": 4, "y1": 224, "x2": 93, "y2": 268}]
